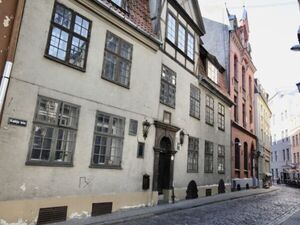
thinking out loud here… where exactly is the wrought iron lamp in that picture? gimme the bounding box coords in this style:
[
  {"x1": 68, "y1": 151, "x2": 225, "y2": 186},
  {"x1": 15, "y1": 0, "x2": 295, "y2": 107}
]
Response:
[
  {"x1": 142, "y1": 120, "x2": 151, "y2": 139},
  {"x1": 179, "y1": 130, "x2": 185, "y2": 145}
]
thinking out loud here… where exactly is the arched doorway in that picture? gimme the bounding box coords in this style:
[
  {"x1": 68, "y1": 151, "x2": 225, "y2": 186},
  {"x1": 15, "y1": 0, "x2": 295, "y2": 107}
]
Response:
[{"x1": 157, "y1": 137, "x2": 172, "y2": 194}]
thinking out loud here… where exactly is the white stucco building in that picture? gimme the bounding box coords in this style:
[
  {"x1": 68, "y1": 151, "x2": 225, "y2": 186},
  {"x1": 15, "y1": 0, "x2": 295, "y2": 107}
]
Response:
[{"x1": 0, "y1": 0, "x2": 233, "y2": 223}]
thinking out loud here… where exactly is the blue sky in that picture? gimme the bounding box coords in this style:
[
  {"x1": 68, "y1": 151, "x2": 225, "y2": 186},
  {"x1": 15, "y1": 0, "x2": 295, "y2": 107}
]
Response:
[{"x1": 198, "y1": 0, "x2": 300, "y2": 96}]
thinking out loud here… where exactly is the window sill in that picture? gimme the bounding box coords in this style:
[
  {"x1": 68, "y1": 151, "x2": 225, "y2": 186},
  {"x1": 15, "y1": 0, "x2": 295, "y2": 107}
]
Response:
[
  {"x1": 205, "y1": 121, "x2": 214, "y2": 127},
  {"x1": 25, "y1": 160, "x2": 73, "y2": 167},
  {"x1": 89, "y1": 164, "x2": 122, "y2": 170},
  {"x1": 101, "y1": 76, "x2": 130, "y2": 89},
  {"x1": 204, "y1": 171, "x2": 213, "y2": 174},
  {"x1": 218, "y1": 127, "x2": 225, "y2": 132},
  {"x1": 160, "y1": 101, "x2": 175, "y2": 109},
  {"x1": 218, "y1": 171, "x2": 225, "y2": 174},
  {"x1": 187, "y1": 170, "x2": 198, "y2": 173},
  {"x1": 190, "y1": 114, "x2": 200, "y2": 120},
  {"x1": 44, "y1": 54, "x2": 86, "y2": 72}
]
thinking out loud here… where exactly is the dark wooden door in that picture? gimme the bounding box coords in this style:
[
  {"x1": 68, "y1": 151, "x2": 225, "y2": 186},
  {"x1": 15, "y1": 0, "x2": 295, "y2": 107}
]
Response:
[{"x1": 157, "y1": 137, "x2": 171, "y2": 194}]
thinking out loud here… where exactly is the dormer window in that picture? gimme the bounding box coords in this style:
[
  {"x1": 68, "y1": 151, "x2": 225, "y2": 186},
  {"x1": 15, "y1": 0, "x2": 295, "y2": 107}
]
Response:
[
  {"x1": 110, "y1": 0, "x2": 128, "y2": 11},
  {"x1": 207, "y1": 61, "x2": 218, "y2": 84}
]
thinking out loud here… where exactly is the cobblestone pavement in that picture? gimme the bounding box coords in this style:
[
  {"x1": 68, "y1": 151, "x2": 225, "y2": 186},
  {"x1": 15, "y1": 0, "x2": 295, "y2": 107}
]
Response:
[{"x1": 118, "y1": 186, "x2": 300, "y2": 225}]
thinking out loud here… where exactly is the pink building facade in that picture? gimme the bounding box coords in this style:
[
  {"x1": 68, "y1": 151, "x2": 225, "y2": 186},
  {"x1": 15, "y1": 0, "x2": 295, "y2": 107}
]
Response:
[{"x1": 228, "y1": 8, "x2": 258, "y2": 189}]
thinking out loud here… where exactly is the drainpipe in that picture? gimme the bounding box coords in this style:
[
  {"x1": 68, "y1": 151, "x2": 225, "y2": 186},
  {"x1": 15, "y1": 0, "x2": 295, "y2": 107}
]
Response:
[
  {"x1": 0, "y1": 61, "x2": 13, "y2": 114},
  {"x1": 0, "y1": 0, "x2": 26, "y2": 121}
]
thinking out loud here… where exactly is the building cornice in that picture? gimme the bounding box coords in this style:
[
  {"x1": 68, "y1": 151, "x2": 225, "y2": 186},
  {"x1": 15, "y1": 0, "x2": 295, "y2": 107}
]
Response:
[
  {"x1": 232, "y1": 120, "x2": 257, "y2": 139},
  {"x1": 199, "y1": 76, "x2": 234, "y2": 107}
]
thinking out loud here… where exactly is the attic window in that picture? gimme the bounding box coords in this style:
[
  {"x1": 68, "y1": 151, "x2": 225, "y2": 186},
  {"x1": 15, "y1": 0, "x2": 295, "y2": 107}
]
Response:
[
  {"x1": 110, "y1": 0, "x2": 128, "y2": 12},
  {"x1": 207, "y1": 61, "x2": 218, "y2": 84}
]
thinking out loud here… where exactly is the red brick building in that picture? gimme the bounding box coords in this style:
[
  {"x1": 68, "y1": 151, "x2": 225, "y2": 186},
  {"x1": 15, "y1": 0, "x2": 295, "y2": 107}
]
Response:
[{"x1": 227, "y1": 8, "x2": 258, "y2": 189}]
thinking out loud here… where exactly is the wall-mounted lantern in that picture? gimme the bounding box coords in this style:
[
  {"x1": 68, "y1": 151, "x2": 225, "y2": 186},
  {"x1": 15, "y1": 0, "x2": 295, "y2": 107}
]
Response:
[
  {"x1": 142, "y1": 120, "x2": 151, "y2": 139},
  {"x1": 179, "y1": 130, "x2": 185, "y2": 145}
]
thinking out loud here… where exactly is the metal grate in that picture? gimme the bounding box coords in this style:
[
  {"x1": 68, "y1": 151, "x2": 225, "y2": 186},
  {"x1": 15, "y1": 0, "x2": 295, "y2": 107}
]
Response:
[
  {"x1": 91, "y1": 202, "x2": 113, "y2": 217},
  {"x1": 37, "y1": 206, "x2": 67, "y2": 225}
]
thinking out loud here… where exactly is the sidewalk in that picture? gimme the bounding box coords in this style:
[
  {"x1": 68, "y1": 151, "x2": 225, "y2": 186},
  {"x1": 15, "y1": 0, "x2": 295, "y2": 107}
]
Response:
[{"x1": 53, "y1": 186, "x2": 279, "y2": 225}]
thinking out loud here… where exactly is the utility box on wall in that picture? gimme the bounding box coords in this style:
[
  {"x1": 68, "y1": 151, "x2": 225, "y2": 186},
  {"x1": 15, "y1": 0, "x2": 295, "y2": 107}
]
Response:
[{"x1": 142, "y1": 174, "x2": 150, "y2": 190}]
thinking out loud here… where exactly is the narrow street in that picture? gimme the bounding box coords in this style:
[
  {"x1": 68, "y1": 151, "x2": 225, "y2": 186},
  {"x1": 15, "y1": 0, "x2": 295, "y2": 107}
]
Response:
[{"x1": 118, "y1": 186, "x2": 300, "y2": 225}]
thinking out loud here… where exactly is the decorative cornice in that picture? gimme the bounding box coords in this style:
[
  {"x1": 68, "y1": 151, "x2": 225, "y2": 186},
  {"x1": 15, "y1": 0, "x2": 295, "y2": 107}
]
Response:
[
  {"x1": 154, "y1": 120, "x2": 181, "y2": 132},
  {"x1": 199, "y1": 76, "x2": 234, "y2": 107},
  {"x1": 231, "y1": 121, "x2": 257, "y2": 139}
]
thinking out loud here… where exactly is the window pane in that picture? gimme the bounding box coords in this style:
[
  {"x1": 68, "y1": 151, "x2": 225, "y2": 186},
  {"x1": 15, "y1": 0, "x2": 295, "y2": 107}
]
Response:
[
  {"x1": 74, "y1": 15, "x2": 89, "y2": 38},
  {"x1": 187, "y1": 33, "x2": 194, "y2": 59},
  {"x1": 59, "y1": 103, "x2": 79, "y2": 128},
  {"x1": 96, "y1": 114, "x2": 110, "y2": 133},
  {"x1": 48, "y1": 27, "x2": 68, "y2": 60},
  {"x1": 37, "y1": 98, "x2": 59, "y2": 124},
  {"x1": 178, "y1": 24, "x2": 186, "y2": 52},
  {"x1": 106, "y1": 33, "x2": 119, "y2": 54},
  {"x1": 118, "y1": 59, "x2": 130, "y2": 86},
  {"x1": 120, "y1": 42, "x2": 132, "y2": 60},
  {"x1": 54, "y1": 129, "x2": 75, "y2": 162},
  {"x1": 103, "y1": 52, "x2": 117, "y2": 80},
  {"x1": 110, "y1": 138, "x2": 122, "y2": 166},
  {"x1": 167, "y1": 14, "x2": 176, "y2": 43},
  {"x1": 69, "y1": 37, "x2": 86, "y2": 68},
  {"x1": 112, "y1": 117, "x2": 124, "y2": 136},
  {"x1": 30, "y1": 125, "x2": 54, "y2": 161},
  {"x1": 54, "y1": 4, "x2": 72, "y2": 28}
]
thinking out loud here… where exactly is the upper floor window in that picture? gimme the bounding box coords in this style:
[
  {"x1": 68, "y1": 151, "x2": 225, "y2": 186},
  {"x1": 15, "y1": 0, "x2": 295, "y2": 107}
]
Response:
[
  {"x1": 234, "y1": 56, "x2": 238, "y2": 80},
  {"x1": 27, "y1": 96, "x2": 80, "y2": 166},
  {"x1": 177, "y1": 23, "x2": 186, "y2": 52},
  {"x1": 102, "y1": 31, "x2": 133, "y2": 88},
  {"x1": 205, "y1": 95, "x2": 214, "y2": 126},
  {"x1": 166, "y1": 12, "x2": 194, "y2": 61},
  {"x1": 187, "y1": 137, "x2": 199, "y2": 173},
  {"x1": 207, "y1": 61, "x2": 218, "y2": 84},
  {"x1": 187, "y1": 33, "x2": 194, "y2": 60},
  {"x1": 110, "y1": 0, "x2": 128, "y2": 11},
  {"x1": 218, "y1": 103, "x2": 225, "y2": 131},
  {"x1": 160, "y1": 65, "x2": 176, "y2": 108},
  {"x1": 190, "y1": 84, "x2": 200, "y2": 119},
  {"x1": 242, "y1": 66, "x2": 246, "y2": 89},
  {"x1": 91, "y1": 111, "x2": 125, "y2": 168},
  {"x1": 46, "y1": 2, "x2": 91, "y2": 70},
  {"x1": 166, "y1": 13, "x2": 176, "y2": 43}
]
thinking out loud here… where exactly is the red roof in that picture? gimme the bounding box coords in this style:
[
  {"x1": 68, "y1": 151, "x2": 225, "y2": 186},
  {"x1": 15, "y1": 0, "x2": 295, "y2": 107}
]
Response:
[{"x1": 99, "y1": 0, "x2": 154, "y2": 36}]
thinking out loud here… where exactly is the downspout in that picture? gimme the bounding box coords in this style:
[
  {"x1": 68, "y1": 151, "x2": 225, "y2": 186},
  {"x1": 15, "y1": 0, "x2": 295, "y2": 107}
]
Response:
[{"x1": 0, "y1": 0, "x2": 26, "y2": 121}]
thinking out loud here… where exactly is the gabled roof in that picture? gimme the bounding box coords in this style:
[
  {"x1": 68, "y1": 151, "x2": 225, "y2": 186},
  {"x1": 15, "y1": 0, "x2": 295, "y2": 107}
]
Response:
[{"x1": 168, "y1": 0, "x2": 205, "y2": 36}]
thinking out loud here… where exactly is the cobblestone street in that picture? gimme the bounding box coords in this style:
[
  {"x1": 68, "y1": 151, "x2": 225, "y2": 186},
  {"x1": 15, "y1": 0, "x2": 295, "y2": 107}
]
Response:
[{"x1": 118, "y1": 186, "x2": 300, "y2": 225}]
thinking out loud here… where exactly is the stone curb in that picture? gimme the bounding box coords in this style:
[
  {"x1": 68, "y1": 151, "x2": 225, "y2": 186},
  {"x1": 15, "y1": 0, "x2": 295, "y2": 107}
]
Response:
[{"x1": 54, "y1": 187, "x2": 280, "y2": 225}]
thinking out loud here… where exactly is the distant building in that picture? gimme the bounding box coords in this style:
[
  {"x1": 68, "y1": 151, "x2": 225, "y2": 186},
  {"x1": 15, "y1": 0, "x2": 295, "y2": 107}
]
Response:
[
  {"x1": 270, "y1": 88, "x2": 300, "y2": 182},
  {"x1": 202, "y1": 7, "x2": 258, "y2": 189},
  {"x1": 254, "y1": 79, "x2": 272, "y2": 186}
]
